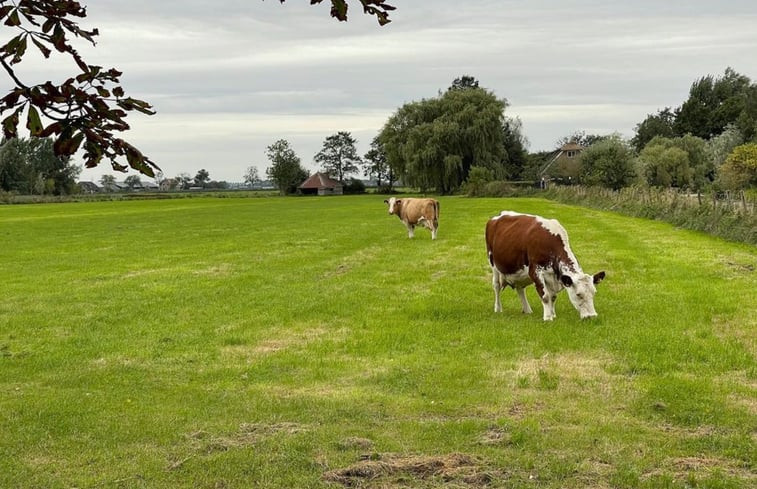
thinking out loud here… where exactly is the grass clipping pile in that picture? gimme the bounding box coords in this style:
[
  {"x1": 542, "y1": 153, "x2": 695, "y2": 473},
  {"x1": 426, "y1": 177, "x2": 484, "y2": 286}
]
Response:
[{"x1": 323, "y1": 452, "x2": 503, "y2": 487}]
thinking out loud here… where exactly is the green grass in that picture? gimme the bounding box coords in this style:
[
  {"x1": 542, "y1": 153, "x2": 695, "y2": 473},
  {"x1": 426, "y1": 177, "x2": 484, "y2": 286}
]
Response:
[{"x1": 1, "y1": 195, "x2": 755, "y2": 488}]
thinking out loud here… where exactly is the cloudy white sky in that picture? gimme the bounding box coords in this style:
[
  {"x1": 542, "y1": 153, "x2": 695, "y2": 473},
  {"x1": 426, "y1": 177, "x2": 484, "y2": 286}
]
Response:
[{"x1": 18, "y1": 0, "x2": 757, "y2": 183}]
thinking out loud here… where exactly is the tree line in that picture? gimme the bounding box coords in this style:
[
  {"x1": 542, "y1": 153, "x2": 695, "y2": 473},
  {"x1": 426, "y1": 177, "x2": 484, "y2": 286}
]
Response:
[
  {"x1": 2, "y1": 68, "x2": 756, "y2": 196},
  {"x1": 526, "y1": 68, "x2": 756, "y2": 194},
  {"x1": 264, "y1": 69, "x2": 756, "y2": 196}
]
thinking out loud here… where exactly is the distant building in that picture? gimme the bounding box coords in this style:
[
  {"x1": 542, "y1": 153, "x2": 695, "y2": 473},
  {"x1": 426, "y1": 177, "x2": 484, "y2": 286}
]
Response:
[
  {"x1": 540, "y1": 142, "x2": 585, "y2": 183},
  {"x1": 77, "y1": 181, "x2": 101, "y2": 193},
  {"x1": 298, "y1": 172, "x2": 343, "y2": 195}
]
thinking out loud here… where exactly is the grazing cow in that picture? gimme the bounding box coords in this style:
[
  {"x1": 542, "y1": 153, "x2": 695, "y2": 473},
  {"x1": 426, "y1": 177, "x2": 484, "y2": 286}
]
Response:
[
  {"x1": 384, "y1": 197, "x2": 440, "y2": 240},
  {"x1": 485, "y1": 211, "x2": 605, "y2": 321}
]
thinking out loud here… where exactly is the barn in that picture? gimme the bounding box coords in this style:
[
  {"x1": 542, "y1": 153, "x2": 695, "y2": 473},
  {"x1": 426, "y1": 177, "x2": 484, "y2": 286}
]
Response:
[{"x1": 298, "y1": 172, "x2": 343, "y2": 195}]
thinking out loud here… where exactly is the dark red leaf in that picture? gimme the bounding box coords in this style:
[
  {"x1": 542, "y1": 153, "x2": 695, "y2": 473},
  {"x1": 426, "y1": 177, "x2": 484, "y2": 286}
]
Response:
[
  {"x1": 52, "y1": 24, "x2": 67, "y2": 52},
  {"x1": 54, "y1": 130, "x2": 85, "y2": 156},
  {"x1": 40, "y1": 122, "x2": 62, "y2": 137},
  {"x1": 31, "y1": 37, "x2": 52, "y2": 58},
  {"x1": 1, "y1": 89, "x2": 22, "y2": 108},
  {"x1": 0, "y1": 6, "x2": 14, "y2": 20},
  {"x1": 2, "y1": 109, "x2": 20, "y2": 138},
  {"x1": 4, "y1": 9, "x2": 20, "y2": 27}
]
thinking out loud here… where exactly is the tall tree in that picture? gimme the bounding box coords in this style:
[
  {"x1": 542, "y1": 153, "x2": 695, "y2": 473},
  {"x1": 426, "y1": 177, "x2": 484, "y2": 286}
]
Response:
[
  {"x1": 379, "y1": 81, "x2": 508, "y2": 194},
  {"x1": 362, "y1": 135, "x2": 393, "y2": 190},
  {"x1": 99, "y1": 174, "x2": 115, "y2": 189},
  {"x1": 0, "y1": 1, "x2": 396, "y2": 178},
  {"x1": 448, "y1": 75, "x2": 479, "y2": 91},
  {"x1": 194, "y1": 169, "x2": 210, "y2": 187},
  {"x1": 631, "y1": 107, "x2": 676, "y2": 152},
  {"x1": 265, "y1": 139, "x2": 308, "y2": 195},
  {"x1": 244, "y1": 166, "x2": 261, "y2": 187},
  {"x1": 0, "y1": 136, "x2": 79, "y2": 194},
  {"x1": 314, "y1": 131, "x2": 361, "y2": 182},
  {"x1": 501, "y1": 116, "x2": 529, "y2": 180},
  {"x1": 124, "y1": 174, "x2": 142, "y2": 190},
  {"x1": 674, "y1": 67, "x2": 753, "y2": 140}
]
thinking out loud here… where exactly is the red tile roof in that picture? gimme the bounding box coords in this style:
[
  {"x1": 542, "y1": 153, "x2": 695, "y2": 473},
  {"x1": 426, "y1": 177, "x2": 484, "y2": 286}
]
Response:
[{"x1": 299, "y1": 172, "x2": 342, "y2": 189}]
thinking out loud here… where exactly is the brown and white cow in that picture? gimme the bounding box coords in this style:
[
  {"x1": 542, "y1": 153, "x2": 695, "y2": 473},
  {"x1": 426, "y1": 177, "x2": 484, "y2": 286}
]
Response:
[
  {"x1": 384, "y1": 197, "x2": 440, "y2": 240},
  {"x1": 485, "y1": 211, "x2": 605, "y2": 321}
]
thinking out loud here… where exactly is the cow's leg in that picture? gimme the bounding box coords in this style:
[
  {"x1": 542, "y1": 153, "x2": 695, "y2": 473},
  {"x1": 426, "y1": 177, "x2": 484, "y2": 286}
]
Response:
[
  {"x1": 516, "y1": 287, "x2": 532, "y2": 314},
  {"x1": 406, "y1": 223, "x2": 415, "y2": 238},
  {"x1": 421, "y1": 217, "x2": 437, "y2": 239},
  {"x1": 545, "y1": 295, "x2": 557, "y2": 320},
  {"x1": 492, "y1": 268, "x2": 503, "y2": 313},
  {"x1": 532, "y1": 268, "x2": 556, "y2": 321}
]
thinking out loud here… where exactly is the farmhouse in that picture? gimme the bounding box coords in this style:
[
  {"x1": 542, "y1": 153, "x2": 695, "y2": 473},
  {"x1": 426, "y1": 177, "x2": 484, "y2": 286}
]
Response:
[
  {"x1": 540, "y1": 142, "x2": 585, "y2": 184},
  {"x1": 77, "y1": 181, "x2": 101, "y2": 193},
  {"x1": 298, "y1": 172, "x2": 343, "y2": 195}
]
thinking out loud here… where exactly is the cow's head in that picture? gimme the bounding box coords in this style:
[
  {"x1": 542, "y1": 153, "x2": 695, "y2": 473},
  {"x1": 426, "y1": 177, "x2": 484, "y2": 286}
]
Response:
[
  {"x1": 384, "y1": 197, "x2": 402, "y2": 215},
  {"x1": 560, "y1": 271, "x2": 605, "y2": 319}
]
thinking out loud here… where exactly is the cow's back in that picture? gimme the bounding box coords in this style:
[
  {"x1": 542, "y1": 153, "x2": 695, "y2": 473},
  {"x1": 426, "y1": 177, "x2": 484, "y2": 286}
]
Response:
[
  {"x1": 486, "y1": 213, "x2": 559, "y2": 274},
  {"x1": 402, "y1": 198, "x2": 439, "y2": 223}
]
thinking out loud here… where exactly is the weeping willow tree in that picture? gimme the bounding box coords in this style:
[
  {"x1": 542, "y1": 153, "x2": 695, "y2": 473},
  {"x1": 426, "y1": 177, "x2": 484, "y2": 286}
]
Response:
[{"x1": 378, "y1": 82, "x2": 508, "y2": 194}]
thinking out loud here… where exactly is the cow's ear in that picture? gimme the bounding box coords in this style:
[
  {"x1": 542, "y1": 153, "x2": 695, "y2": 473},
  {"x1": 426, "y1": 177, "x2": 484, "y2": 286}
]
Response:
[
  {"x1": 593, "y1": 271, "x2": 606, "y2": 284},
  {"x1": 383, "y1": 199, "x2": 388, "y2": 204},
  {"x1": 560, "y1": 275, "x2": 573, "y2": 287},
  {"x1": 395, "y1": 199, "x2": 402, "y2": 205}
]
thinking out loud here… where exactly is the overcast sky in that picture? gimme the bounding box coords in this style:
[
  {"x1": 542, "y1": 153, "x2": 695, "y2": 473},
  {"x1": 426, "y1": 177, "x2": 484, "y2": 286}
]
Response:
[{"x1": 21, "y1": 1, "x2": 757, "y2": 183}]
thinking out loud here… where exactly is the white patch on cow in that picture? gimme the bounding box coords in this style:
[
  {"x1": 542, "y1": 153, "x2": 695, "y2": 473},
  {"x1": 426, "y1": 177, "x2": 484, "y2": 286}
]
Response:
[
  {"x1": 503, "y1": 265, "x2": 531, "y2": 288},
  {"x1": 386, "y1": 197, "x2": 398, "y2": 214},
  {"x1": 490, "y1": 258, "x2": 504, "y2": 313},
  {"x1": 491, "y1": 210, "x2": 524, "y2": 220}
]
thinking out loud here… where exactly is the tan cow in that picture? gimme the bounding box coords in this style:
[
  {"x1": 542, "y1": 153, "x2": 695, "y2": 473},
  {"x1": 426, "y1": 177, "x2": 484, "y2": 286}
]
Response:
[{"x1": 384, "y1": 197, "x2": 440, "y2": 239}]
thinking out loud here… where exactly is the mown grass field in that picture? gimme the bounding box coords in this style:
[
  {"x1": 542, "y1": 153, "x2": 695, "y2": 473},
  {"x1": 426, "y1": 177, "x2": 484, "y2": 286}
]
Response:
[{"x1": 1, "y1": 195, "x2": 755, "y2": 488}]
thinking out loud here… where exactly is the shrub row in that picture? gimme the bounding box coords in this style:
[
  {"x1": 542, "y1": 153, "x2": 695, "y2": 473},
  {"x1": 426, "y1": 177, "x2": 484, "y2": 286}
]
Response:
[{"x1": 474, "y1": 184, "x2": 756, "y2": 245}]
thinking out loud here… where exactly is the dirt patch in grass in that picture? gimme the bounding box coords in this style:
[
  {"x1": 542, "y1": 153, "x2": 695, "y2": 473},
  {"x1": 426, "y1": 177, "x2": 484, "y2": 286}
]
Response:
[
  {"x1": 221, "y1": 326, "x2": 335, "y2": 359},
  {"x1": 642, "y1": 456, "x2": 757, "y2": 484},
  {"x1": 712, "y1": 314, "x2": 757, "y2": 357},
  {"x1": 337, "y1": 437, "x2": 374, "y2": 451},
  {"x1": 323, "y1": 452, "x2": 506, "y2": 487},
  {"x1": 493, "y1": 352, "x2": 619, "y2": 395},
  {"x1": 323, "y1": 245, "x2": 383, "y2": 278},
  {"x1": 479, "y1": 426, "x2": 509, "y2": 446},
  {"x1": 185, "y1": 422, "x2": 306, "y2": 455},
  {"x1": 515, "y1": 352, "x2": 613, "y2": 382}
]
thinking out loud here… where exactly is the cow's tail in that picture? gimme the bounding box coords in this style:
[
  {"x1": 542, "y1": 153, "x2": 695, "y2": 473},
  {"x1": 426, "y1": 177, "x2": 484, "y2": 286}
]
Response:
[{"x1": 433, "y1": 200, "x2": 440, "y2": 229}]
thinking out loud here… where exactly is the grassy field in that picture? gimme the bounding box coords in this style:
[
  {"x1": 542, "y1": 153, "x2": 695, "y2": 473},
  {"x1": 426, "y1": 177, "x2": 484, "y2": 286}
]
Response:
[{"x1": 0, "y1": 195, "x2": 755, "y2": 488}]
